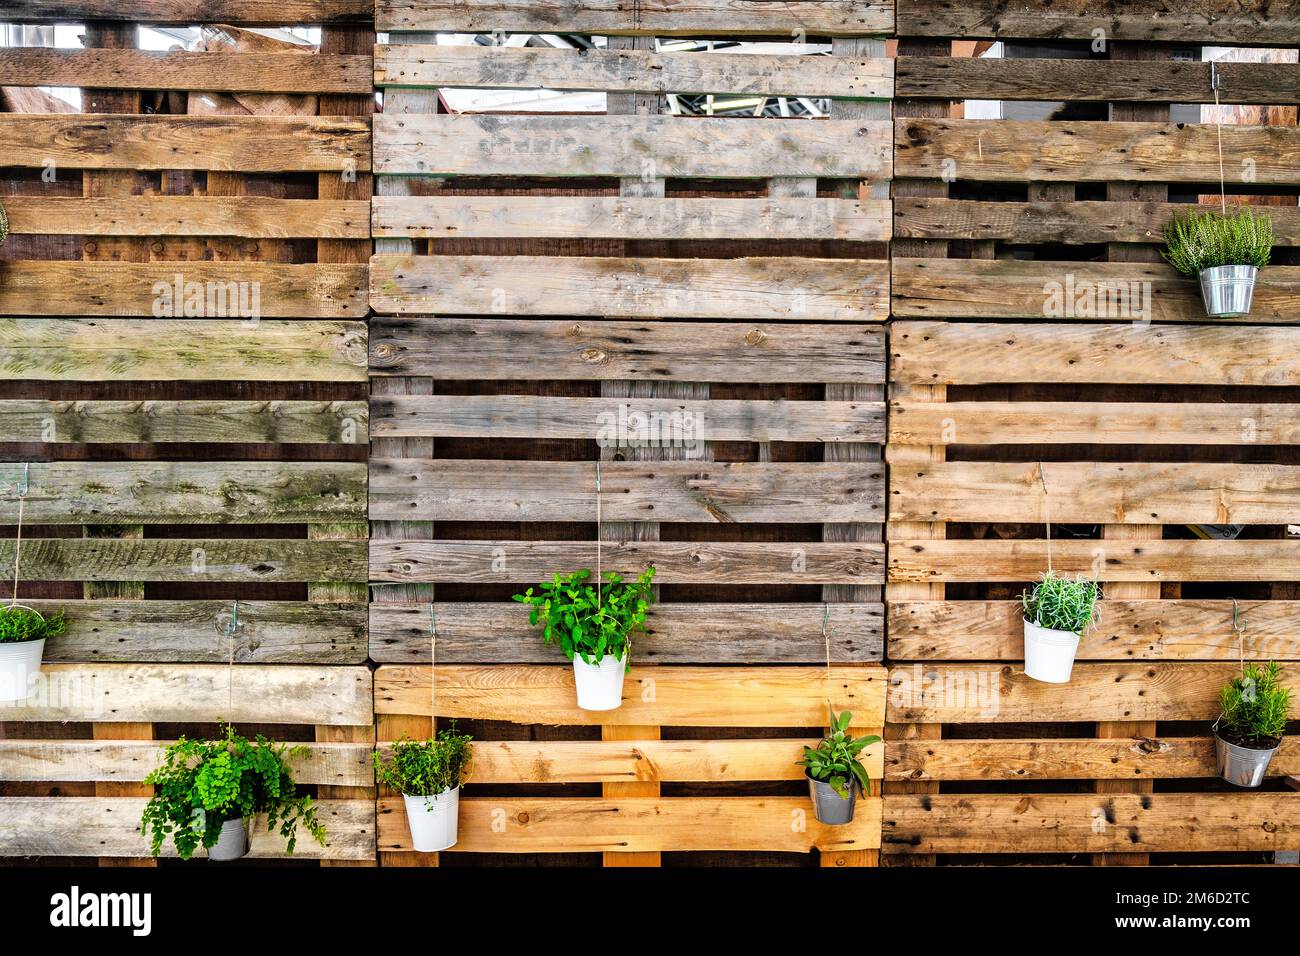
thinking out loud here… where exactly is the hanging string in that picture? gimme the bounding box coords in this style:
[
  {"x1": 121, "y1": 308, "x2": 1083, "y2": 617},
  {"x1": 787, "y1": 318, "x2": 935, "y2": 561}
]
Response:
[
  {"x1": 595, "y1": 460, "x2": 602, "y2": 610},
  {"x1": 821, "y1": 603, "x2": 832, "y2": 689},
  {"x1": 225, "y1": 599, "x2": 239, "y2": 715},
  {"x1": 9, "y1": 463, "x2": 29, "y2": 609},
  {"x1": 1210, "y1": 60, "x2": 1228, "y2": 216},
  {"x1": 1038, "y1": 463, "x2": 1052, "y2": 575},
  {"x1": 1231, "y1": 597, "x2": 1245, "y2": 676}
]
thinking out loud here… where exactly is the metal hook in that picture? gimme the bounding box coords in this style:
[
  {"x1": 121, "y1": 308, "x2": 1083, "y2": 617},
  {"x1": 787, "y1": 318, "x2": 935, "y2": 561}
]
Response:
[
  {"x1": 429, "y1": 601, "x2": 436, "y2": 637},
  {"x1": 821, "y1": 602, "x2": 831, "y2": 638},
  {"x1": 1209, "y1": 60, "x2": 1222, "y2": 91},
  {"x1": 225, "y1": 599, "x2": 239, "y2": 637},
  {"x1": 15, "y1": 463, "x2": 29, "y2": 499},
  {"x1": 594, "y1": 459, "x2": 601, "y2": 493},
  {"x1": 1231, "y1": 597, "x2": 1245, "y2": 634}
]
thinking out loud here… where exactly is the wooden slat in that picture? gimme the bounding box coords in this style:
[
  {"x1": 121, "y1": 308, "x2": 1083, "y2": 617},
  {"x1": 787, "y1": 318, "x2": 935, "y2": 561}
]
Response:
[
  {"x1": 370, "y1": 601, "x2": 883, "y2": 663},
  {"x1": 5, "y1": 1, "x2": 374, "y2": 24},
  {"x1": 0, "y1": 538, "x2": 368, "y2": 582},
  {"x1": 4, "y1": 197, "x2": 369, "y2": 238},
  {"x1": 890, "y1": 320, "x2": 1300, "y2": 386},
  {"x1": 892, "y1": 259, "x2": 1300, "y2": 323},
  {"x1": 0, "y1": 49, "x2": 371, "y2": 94},
  {"x1": 370, "y1": 318, "x2": 884, "y2": 383},
  {"x1": 378, "y1": 0, "x2": 895, "y2": 36},
  {"x1": 0, "y1": 115, "x2": 370, "y2": 172},
  {"x1": 0, "y1": 797, "x2": 374, "y2": 859},
  {"x1": 4, "y1": 663, "x2": 372, "y2": 724},
  {"x1": 890, "y1": 539, "x2": 1300, "y2": 584},
  {"x1": 0, "y1": 740, "x2": 372, "y2": 786},
  {"x1": 370, "y1": 255, "x2": 888, "y2": 321},
  {"x1": 0, "y1": 462, "x2": 365, "y2": 523},
  {"x1": 883, "y1": 794, "x2": 1300, "y2": 855},
  {"x1": 371, "y1": 459, "x2": 884, "y2": 524},
  {"x1": 372, "y1": 540, "x2": 884, "y2": 585},
  {"x1": 375, "y1": 44, "x2": 893, "y2": 98},
  {"x1": 0, "y1": 262, "x2": 367, "y2": 318},
  {"x1": 885, "y1": 662, "x2": 1300, "y2": 723},
  {"x1": 374, "y1": 115, "x2": 891, "y2": 178},
  {"x1": 376, "y1": 664, "x2": 887, "y2": 727},
  {"x1": 889, "y1": 599, "x2": 1300, "y2": 661},
  {"x1": 372, "y1": 196, "x2": 891, "y2": 242}
]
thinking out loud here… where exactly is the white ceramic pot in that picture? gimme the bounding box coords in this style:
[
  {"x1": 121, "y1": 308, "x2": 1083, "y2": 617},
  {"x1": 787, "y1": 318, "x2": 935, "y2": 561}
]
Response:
[
  {"x1": 572, "y1": 652, "x2": 627, "y2": 711},
  {"x1": 208, "y1": 817, "x2": 249, "y2": 861},
  {"x1": 403, "y1": 786, "x2": 460, "y2": 852},
  {"x1": 1023, "y1": 619, "x2": 1080, "y2": 684},
  {"x1": 0, "y1": 637, "x2": 44, "y2": 702}
]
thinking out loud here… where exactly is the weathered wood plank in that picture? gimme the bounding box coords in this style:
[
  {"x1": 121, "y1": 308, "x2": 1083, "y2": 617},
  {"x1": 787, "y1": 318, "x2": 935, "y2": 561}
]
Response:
[
  {"x1": 376, "y1": 664, "x2": 887, "y2": 727},
  {"x1": 372, "y1": 540, "x2": 884, "y2": 585},
  {"x1": 370, "y1": 255, "x2": 888, "y2": 321},
  {"x1": 375, "y1": 115, "x2": 891, "y2": 178},
  {"x1": 370, "y1": 601, "x2": 883, "y2": 663},
  {"x1": 4, "y1": 1, "x2": 374, "y2": 24},
  {"x1": 370, "y1": 318, "x2": 883, "y2": 383},
  {"x1": 4, "y1": 197, "x2": 369, "y2": 238}
]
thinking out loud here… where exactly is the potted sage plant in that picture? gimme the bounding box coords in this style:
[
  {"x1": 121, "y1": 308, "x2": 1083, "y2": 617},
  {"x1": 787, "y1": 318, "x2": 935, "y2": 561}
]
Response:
[
  {"x1": 0, "y1": 605, "x2": 66, "y2": 702},
  {"x1": 1022, "y1": 572, "x2": 1100, "y2": 684},
  {"x1": 796, "y1": 708, "x2": 879, "y2": 826},
  {"x1": 373, "y1": 726, "x2": 473, "y2": 853},
  {"x1": 1162, "y1": 207, "x2": 1273, "y2": 317},
  {"x1": 1214, "y1": 662, "x2": 1290, "y2": 788},
  {"x1": 514, "y1": 566, "x2": 654, "y2": 711}
]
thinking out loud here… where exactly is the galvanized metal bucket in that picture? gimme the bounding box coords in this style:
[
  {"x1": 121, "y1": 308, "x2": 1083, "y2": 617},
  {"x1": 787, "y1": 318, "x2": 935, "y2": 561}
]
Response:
[
  {"x1": 1214, "y1": 730, "x2": 1279, "y2": 788},
  {"x1": 1199, "y1": 265, "x2": 1257, "y2": 318},
  {"x1": 208, "y1": 817, "x2": 249, "y2": 861},
  {"x1": 807, "y1": 774, "x2": 857, "y2": 826}
]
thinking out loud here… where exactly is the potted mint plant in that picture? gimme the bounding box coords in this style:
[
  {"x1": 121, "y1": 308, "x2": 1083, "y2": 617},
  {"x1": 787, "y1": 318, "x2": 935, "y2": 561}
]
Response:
[
  {"x1": 1214, "y1": 662, "x2": 1290, "y2": 788},
  {"x1": 0, "y1": 605, "x2": 66, "y2": 702},
  {"x1": 514, "y1": 566, "x2": 654, "y2": 711},
  {"x1": 373, "y1": 727, "x2": 473, "y2": 853},
  {"x1": 796, "y1": 708, "x2": 879, "y2": 826},
  {"x1": 1163, "y1": 208, "x2": 1273, "y2": 317},
  {"x1": 1022, "y1": 572, "x2": 1100, "y2": 684}
]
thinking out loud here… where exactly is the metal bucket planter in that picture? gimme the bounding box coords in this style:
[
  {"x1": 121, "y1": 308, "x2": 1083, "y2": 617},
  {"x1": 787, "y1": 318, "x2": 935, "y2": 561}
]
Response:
[
  {"x1": 1023, "y1": 619, "x2": 1080, "y2": 684},
  {"x1": 403, "y1": 786, "x2": 460, "y2": 852},
  {"x1": 1199, "y1": 265, "x2": 1257, "y2": 318},
  {"x1": 1214, "y1": 729, "x2": 1280, "y2": 788},
  {"x1": 572, "y1": 651, "x2": 626, "y2": 711},
  {"x1": 0, "y1": 637, "x2": 44, "y2": 702},
  {"x1": 208, "y1": 817, "x2": 249, "y2": 861},
  {"x1": 807, "y1": 774, "x2": 857, "y2": 826}
]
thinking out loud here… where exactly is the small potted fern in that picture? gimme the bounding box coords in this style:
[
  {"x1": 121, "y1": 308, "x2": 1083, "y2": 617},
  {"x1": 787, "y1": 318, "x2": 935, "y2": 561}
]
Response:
[
  {"x1": 1163, "y1": 208, "x2": 1273, "y2": 317},
  {"x1": 1022, "y1": 572, "x2": 1100, "y2": 684},
  {"x1": 141, "y1": 723, "x2": 326, "y2": 861},
  {"x1": 514, "y1": 566, "x2": 655, "y2": 711},
  {"x1": 1215, "y1": 662, "x2": 1290, "y2": 788},
  {"x1": 0, "y1": 605, "x2": 66, "y2": 702},
  {"x1": 373, "y1": 727, "x2": 473, "y2": 853},
  {"x1": 796, "y1": 708, "x2": 879, "y2": 826}
]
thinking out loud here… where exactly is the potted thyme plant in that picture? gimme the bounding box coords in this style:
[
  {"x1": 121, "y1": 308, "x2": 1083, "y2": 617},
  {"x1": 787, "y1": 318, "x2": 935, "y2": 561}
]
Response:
[
  {"x1": 0, "y1": 605, "x2": 66, "y2": 702},
  {"x1": 140, "y1": 723, "x2": 326, "y2": 861},
  {"x1": 513, "y1": 566, "x2": 655, "y2": 711},
  {"x1": 1162, "y1": 207, "x2": 1273, "y2": 317},
  {"x1": 796, "y1": 708, "x2": 879, "y2": 826},
  {"x1": 1214, "y1": 662, "x2": 1290, "y2": 788},
  {"x1": 1022, "y1": 572, "x2": 1100, "y2": 684},
  {"x1": 373, "y1": 726, "x2": 473, "y2": 852}
]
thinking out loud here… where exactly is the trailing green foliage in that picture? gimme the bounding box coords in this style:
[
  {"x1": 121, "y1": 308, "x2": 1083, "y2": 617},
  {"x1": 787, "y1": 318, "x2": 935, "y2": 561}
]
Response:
[
  {"x1": 1162, "y1": 208, "x2": 1274, "y2": 275},
  {"x1": 0, "y1": 606, "x2": 67, "y2": 644},
  {"x1": 140, "y1": 723, "x2": 325, "y2": 860},
  {"x1": 796, "y1": 708, "x2": 880, "y2": 799},
  {"x1": 1022, "y1": 571, "x2": 1100, "y2": 636},
  {"x1": 513, "y1": 566, "x2": 655, "y2": 666},
  {"x1": 1218, "y1": 661, "x2": 1290, "y2": 749},
  {"x1": 373, "y1": 726, "x2": 473, "y2": 797}
]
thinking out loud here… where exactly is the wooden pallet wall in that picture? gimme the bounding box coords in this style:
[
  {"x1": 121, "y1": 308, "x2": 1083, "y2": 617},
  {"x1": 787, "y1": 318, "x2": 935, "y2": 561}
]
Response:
[
  {"x1": 370, "y1": 0, "x2": 893, "y2": 865},
  {"x1": 885, "y1": 0, "x2": 1300, "y2": 866},
  {"x1": 0, "y1": 2, "x2": 375, "y2": 866}
]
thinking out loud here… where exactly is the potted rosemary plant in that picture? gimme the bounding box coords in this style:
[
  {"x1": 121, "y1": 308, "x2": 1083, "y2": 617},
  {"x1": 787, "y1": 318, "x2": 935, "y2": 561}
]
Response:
[
  {"x1": 513, "y1": 566, "x2": 655, "y2": 711},
  {"x1": 374, "y1": 726, "x2": 473, "y2": 852},
  {"x1": 796, "y1": 708, "x2": 879, "y2": 826},
  {"x1": 140, "y1": 723, "x2": 326, "y2": 861},
  {"x1": 1214, "y1": 662, "x2": 1290, "y2": 788},
  {"x1": 0, "y1": 605, "x2": 66, "y2": 702},
  {"x1": 1022, "y1": 572, "x2": 1100, "y2": 684},
  {"x1": 1162, "y1": 207, "x2": 1273, "y2": 317}
]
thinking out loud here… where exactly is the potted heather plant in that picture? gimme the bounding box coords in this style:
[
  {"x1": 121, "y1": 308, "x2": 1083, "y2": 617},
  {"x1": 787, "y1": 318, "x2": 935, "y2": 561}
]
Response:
[
  {"x1": 373, "y1": 726, "x2": 473, "y2": 852},
  {"x1": 1214, "y1": 662, "x2": 1290, "y2": 788},
  {"x1": 1022, "y1": 572, "x2": 1100, "y2": 684},
  {"x1": 140, "y1": 723, "x2": 326, "y2": 861},
  {"x1": 1162, "y1": 208, "x2": 1273, "y2": 317},
  {"x1": 796, "y1": 708, "x2": 879, "y2": 826},
  {"x1": 513, "y1": 566, "x2": 654, "y2": 711},
  {"x1": 0, "y1": 605, "x2": 66, "y2": 702}
]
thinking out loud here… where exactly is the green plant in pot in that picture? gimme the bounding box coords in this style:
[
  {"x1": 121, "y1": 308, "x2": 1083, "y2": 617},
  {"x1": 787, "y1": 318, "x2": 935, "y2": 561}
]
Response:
[
  {"x1": 1163, "y1": 207, "x2": 1273, "y2": 317},
  {"x1": 374, "y1": 725, "x2": 473, "y2": 853},
  {"x1": 1022, "y1": 571, "x2": 1100, "y2": 684},
  {"x1": 513, "y1": 566, "x2": 655, "y2": 711},
  {"x1": 1214, "y1": 662, "x2": 1290, "y2": 788},
  {"x1": 0, "y1": 605, "x2": 66, "y2": 702},
  {"x1": 796, "y1": 708, "x2": 879, "y2": 826},
  {"x1": 140, "y1": 722, "x2": 326, "y2": 861}
]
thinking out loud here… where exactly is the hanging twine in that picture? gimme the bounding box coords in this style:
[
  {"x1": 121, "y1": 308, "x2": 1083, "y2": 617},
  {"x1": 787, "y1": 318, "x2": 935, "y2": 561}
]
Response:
[
  {"x1": 429, "y1": 602, "x2": 437, "y2": 721},
  {"x1": 821, "y1": 603, "x2": 832, "y2": 688},
  {"x1": 1211, "y1": 60, "x2": 1228, "y2": 216},
  {"x1": 595, "y1": 460, "x2": 602, "y2": 610},
  {"x1": 1231, "y1": 597, "x2": 1245, "y2": 676},
  {"x1": 9, "y1": 464, "x2": 28, "y2": 609},
  {"x1": 226, "y1": 599, "x2": 239, "y2": 715},
  {"x1": 1038, "y1": 463, "x2": 1053, "y2": 574}
]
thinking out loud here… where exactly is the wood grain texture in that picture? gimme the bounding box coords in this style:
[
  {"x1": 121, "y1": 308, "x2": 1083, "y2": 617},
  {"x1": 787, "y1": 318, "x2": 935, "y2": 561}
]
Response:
[
  {"x1": 4, "y1": 197, "x2": 369, "y2": 238},
  {"x1": 5, "y1": 1, "x2": 373, "y2": 23}
]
